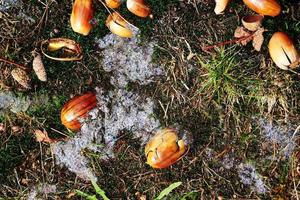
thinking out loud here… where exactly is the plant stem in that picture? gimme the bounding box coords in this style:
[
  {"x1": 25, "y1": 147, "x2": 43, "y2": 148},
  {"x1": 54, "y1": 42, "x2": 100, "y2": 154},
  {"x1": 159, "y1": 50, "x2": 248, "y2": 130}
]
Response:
[
  {"x1": 0, "y1": 57, "x2": 31, "y2": 72},
  {"x1": 201, "y1": 33, "x2": 255, "y2": 51}
]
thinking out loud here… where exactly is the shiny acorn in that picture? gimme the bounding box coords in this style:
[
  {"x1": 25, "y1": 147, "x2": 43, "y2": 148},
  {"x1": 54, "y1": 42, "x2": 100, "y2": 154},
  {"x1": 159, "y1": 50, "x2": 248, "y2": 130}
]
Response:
[
  {"x1": 70, "y1": 0, "x2": 94, "y2": 36},
  {"x1": 242, "y1": 0, "x2": 281, "y2": 17},
  {"x1": 268, "y1": 32, "x2": 299, "y2": 70},
  {"x1": 145, "y1": 128, "x2": 192, "y2": 169},
  {"x1": 61, "y1": 91, "x2": 97, "y2": 131},
  {"x1": 127, "y1": 0, "x2": 151, "y2": 18},
  {"x1": 105, "y1": 0, "x2": 122, "y2": 8}
]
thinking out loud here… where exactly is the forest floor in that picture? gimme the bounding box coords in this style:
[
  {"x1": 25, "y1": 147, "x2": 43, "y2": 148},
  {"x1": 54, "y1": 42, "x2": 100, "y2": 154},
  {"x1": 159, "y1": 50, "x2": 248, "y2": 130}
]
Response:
[{"x1": 0, "y1": 0, "x2": 299, "y2": 199}]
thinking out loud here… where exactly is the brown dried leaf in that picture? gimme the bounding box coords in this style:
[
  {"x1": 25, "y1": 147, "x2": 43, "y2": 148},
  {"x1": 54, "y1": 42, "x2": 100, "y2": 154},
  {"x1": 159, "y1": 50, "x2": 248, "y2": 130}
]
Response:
[
  {"x1": 234, "y1": 26, "x2": 250, "y2": 38},
  {"x1": 11, "y1": 68, "x2": 31, "y2": 89},
  {"x1": 252, "y1": 27, "x2": 265, "y2": 51},
  {"x1": 32, "y1": 52, "x2": 47, "y2": 81},
  {"x1": 34, "y1": 129, "x2": 55, "y2": 143},
  {"x1": 234, "y1": 26, "x2": 252, "y2": 46}
]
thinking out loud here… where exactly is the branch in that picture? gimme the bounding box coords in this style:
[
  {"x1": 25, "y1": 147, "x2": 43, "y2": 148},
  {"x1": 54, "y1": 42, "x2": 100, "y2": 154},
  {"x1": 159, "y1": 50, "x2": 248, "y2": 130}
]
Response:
[
  {"x1": 201, "y1": 33, "x2": 255, "y2": 51},
  {"x1": 0, "y1": 57, "x2": 31, "y2": 72}
]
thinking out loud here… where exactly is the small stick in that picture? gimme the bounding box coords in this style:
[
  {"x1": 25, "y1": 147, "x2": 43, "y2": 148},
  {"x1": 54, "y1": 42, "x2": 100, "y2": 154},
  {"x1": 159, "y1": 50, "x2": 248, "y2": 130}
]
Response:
[
  {"x1": 201, "y1": 33, "x2": 255, "y2": 51},
  {"x1": 0, "y1": 57, "x2": 31, "y2": 71}
]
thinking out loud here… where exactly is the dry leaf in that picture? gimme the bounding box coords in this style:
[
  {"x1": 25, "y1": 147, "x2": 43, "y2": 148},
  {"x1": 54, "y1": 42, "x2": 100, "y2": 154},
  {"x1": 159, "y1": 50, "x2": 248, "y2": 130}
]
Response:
[
  {"x1": 32, "y1": 52, "x2": 47, "y2": 81},
  {"x1": 234, "y1": 26, "x2": 252, "y2": 46},
  {"x1": 34, "y1": 129, "x2": 55, "y2": 143},
  {"x1": 11, "y1": 68, "x2": 31, "y2": 89},
  {"x1": 234, "y1": 26, "x2": 250, "y2": 38},
  {"x1": 252, "y1": 27, "x2": 265, "y2": 51}
]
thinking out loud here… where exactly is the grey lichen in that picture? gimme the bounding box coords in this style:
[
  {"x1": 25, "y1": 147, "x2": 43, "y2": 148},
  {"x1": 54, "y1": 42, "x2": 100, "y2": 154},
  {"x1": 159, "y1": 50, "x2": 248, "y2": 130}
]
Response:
[
  {"x1": 52, "y1": 31, "x2": 163, "y2": 180},
  {"x1": 96, "y1": 32, "x2": 164, "y2": 88},
  {"x1": 259, "y1": 119, "x2": 298, "y2": 160},
  {"x1": 0, "y1": 91, "x2": 31, "y2": 114},
  {"x1": 238, "y1": 163, "x2": 267, "y2": 194}
]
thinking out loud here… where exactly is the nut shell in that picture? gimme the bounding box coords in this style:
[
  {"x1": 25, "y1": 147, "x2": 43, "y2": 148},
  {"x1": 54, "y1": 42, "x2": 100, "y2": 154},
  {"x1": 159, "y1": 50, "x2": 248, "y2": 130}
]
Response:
[
  {"x1": 11, "y1": 68, "x2": 31, "y2": 89},
  {"x1": 105, "y1": 0, "x2": 121, "y2": 8},
  {"x1": 127, "y1": 0, "x2": 151, "y2": 18},
  {"x1": 242, "y1": 0, "x2": 281, "y2": 17},
  {"x1": 214, "y1": 0, "x2": 230, "y2": 14},
  {"x1": 70, "y1": 0, "x2": 94, "y2": 36},
  {"x1": 268, "y1": 32, "x2": 299, "y2": 70},
  {"x1": 242, "y1": 15, "x2": 263, "y2": 31},
  {"x1": 61, "y1": 91, "x2": 97, "y2": 131},
  {"x1": 106, "y1": 12, "x2": 133, "y2": 38},
  {"x1": 145, "y1": 128, "x2": 192, "y2": 169}
]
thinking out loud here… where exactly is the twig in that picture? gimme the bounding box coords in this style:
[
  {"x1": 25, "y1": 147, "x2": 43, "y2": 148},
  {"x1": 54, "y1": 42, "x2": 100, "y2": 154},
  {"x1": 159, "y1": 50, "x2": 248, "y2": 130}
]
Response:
[
  {"x1": 0, "y1": 57, "x2": 31, "y2": 71},
  {"x1": 201, "y1": 33, "x2": 255, "y2": 51},
  {"x1": 288, "y1": 68, "x2": 300, "y2": 76}
]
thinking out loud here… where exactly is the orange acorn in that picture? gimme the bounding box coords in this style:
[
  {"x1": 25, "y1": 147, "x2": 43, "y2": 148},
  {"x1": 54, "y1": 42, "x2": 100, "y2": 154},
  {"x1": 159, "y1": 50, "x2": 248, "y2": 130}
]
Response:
[
  {"x1": 145, "y1": 128, "x2": 192, "y2": 169},
  {"x1": 106, "y1": 12, "x2": 133, "y2": 38},
  {"x1": 268, "y1": 32, "x2": 299, "y2": 70},
  {"x1": 126, "y1": 0, "x2": 151, "y2": 18},
  {"x1": 61, "y1": 91, "x2": 97, "y2": 131},
  {"x1": 70, "y1": 0, "x2": 94, "y2": 36},
  {"x1": 105, "y1": 0, "x2": 122, "y2": 8},
  {"x1": 242, "y1": 0, "x2": 281, "y2": 17}
]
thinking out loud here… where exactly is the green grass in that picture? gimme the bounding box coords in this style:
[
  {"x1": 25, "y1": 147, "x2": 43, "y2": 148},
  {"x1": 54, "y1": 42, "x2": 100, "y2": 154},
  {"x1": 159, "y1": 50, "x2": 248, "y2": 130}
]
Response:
[
  {"x1": 196, "y1": 47, "x2": 249, "y2": 105},
  {"x1": 76, "y1": 179, "x2": 110, "y2": 200}
]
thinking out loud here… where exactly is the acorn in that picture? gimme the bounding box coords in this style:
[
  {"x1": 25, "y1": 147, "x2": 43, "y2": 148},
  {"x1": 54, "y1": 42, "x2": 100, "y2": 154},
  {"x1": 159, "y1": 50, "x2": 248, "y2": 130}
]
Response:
[
  {"x1": 214, "y1": 0, "x2": 230, "y2": 14},
  {"x1": 70, "y1": 0, "x2": 94, "y2": 36},
  {"x1": 145, "y1": 128, "x2": 192, "y2": 169},
  {"x1": 105, "y1": 0, "x2": 122, "y2": 8},
  {"x1": 242, "y1": 0, "x2": 281, "y2": 17},
  {"x1": 126, "y1": 0, "x2": 151, "y2": 18},
  {"x1": 106, "y1": 12, "x2": 133, "y2": 38},
  {"x1": 61, "y1": 91, "x2": 97, "y2": 131},
  {"x1": 268, "y1": 32, "x2": 299, "y2": 70}
]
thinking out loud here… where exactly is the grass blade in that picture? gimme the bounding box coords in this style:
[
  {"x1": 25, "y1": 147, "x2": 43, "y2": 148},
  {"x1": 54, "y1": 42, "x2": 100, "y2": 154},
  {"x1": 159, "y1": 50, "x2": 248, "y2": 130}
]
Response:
[
  {"x1": 154, "y1": 181, "x2": 182, "y2": 200},
  {"x1": 75, "y1": 190, "x2": 98, "y2": 200},
  {"x1": 91, "y1": 180, "x2": 110, "y2": 200}
]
